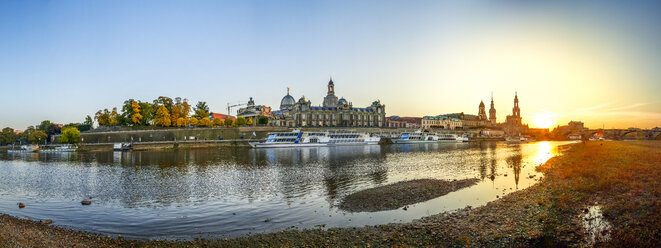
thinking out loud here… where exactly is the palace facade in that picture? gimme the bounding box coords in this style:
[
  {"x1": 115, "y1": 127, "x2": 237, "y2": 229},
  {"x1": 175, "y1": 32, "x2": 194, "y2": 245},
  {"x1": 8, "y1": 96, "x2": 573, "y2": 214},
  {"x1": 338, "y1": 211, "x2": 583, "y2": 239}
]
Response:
[{"x1": 270, "y1": 78, "x2": 386, "y2": 127}]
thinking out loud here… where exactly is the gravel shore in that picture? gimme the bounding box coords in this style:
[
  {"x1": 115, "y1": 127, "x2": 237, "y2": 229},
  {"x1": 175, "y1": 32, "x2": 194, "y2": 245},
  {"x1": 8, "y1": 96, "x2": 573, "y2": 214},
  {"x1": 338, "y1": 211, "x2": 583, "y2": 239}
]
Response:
[
  {"x1": 339, "y1": 178, "x2": 479, "y2": 212},
  {"x1": 2, "y1": 141, "x2": 659, "y2": 247}
]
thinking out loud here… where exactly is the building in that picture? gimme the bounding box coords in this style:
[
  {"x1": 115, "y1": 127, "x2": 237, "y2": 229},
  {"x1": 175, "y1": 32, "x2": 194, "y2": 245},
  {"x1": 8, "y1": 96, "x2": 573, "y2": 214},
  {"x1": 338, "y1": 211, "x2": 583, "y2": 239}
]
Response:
[
  {"x1": 421, "y1": 115, "x2": 463, "y2": 129},
  {"x1": 502, "y1": 92, "x2": 528, "y2": 136},
  {"x1": 386, "y1": 116, "x2": 422, "y2": 128},
  {"x1": 271, "y1": 78, "x2": 386, "y2": 127},
  {"x1": 236, "y1": 97, "x2": 272, "y2": 123}
]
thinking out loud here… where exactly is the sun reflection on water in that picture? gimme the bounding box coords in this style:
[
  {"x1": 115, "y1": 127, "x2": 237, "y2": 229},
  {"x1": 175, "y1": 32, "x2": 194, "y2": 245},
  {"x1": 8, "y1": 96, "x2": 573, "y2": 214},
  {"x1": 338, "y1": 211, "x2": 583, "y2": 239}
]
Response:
[{"x1": 533, "y1": 141, "x2": 557, "y2": 166}]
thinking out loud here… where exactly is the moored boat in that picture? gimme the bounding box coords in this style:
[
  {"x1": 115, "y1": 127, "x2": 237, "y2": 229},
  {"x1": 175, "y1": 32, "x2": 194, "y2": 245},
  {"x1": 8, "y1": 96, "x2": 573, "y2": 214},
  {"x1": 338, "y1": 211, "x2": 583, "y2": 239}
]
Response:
[
  {"x1": 249, "y1": 130, "x2": 380, "y2": 148},
  {"x1": 393, "y1": 130, "x2": 462, "y2": 144},
  {"x1": 7, "y1": 145, "x2": 40, "y2": 153},
  {"x1": 40, "y1": 144, "x2": 78, "y2": 153}
]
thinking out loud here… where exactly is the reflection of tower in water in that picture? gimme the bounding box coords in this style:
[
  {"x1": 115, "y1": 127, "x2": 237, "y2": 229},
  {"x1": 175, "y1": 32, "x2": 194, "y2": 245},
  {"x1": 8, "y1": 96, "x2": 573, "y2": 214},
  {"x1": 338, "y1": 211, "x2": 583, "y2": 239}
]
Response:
[
  {"x1": 489, "y1": 142, "x2": 497, "y2": 181},
  {"x1": 478, "y1": 142, "x2": 488, "y2": 180},
  {"x1": 506, "y1": 145, "x2": 523, "y2": 188}
]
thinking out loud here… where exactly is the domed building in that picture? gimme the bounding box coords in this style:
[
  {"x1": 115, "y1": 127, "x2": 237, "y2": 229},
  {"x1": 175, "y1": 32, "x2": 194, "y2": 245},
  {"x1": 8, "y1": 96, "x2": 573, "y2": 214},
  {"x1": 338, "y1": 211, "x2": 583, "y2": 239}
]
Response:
[{"x1": 271, "y1": 78, "x2": 386, "y2": 127}]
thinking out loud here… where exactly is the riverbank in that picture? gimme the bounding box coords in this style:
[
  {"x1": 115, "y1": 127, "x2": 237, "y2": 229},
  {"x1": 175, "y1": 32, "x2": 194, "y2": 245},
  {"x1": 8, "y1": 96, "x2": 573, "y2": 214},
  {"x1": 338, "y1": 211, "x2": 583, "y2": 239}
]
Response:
[
  {"x1": 1, "y1": 141, "x2": 659, "y2": 247},
  {"x1": 339, "y1": 178, "x2": 479, "y2": 212}
]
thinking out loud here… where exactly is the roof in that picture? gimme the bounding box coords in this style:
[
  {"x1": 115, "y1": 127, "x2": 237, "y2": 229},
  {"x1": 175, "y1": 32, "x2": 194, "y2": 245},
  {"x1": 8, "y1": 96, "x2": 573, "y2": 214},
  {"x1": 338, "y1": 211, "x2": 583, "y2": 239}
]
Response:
[{"x1": 211, "y1": 113, "x2": 236, "y2": 120}]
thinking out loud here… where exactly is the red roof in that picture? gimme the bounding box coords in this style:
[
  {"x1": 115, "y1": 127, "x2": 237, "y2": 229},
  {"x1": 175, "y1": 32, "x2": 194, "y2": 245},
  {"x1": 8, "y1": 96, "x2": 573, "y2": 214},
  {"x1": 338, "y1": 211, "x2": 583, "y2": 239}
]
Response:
[{"x1": 211, "y1": 113, "x2": 236, "y2": 120}]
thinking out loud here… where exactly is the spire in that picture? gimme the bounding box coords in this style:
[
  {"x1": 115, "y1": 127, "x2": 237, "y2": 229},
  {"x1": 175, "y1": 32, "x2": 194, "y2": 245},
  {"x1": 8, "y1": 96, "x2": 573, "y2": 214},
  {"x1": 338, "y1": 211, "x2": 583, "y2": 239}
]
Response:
[{"x1": 287, "y1": 87, "x2": 290, "y2": 95}]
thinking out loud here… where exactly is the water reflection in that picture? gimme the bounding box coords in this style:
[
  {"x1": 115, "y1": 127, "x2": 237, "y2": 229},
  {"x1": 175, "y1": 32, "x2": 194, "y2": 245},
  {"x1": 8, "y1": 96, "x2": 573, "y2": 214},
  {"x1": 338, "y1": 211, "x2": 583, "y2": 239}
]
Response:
[{"x1": 0, "y1": 141, "x2": 572, "y2": 239}]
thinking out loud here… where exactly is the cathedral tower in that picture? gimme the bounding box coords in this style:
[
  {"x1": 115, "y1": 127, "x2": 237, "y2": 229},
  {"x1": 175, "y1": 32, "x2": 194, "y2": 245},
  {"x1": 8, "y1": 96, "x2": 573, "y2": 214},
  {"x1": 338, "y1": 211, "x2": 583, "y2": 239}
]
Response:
[
  {"x1": 322, "y1": 77, "x2": 339, "y2": 107},
  {"x1": 478, "y1": 100, "x2": 487, "y2": 120},
  {"x1": 513, "y1": 92, "x2": 520, "y2": 118},
  {"x1": 489, "y1": 92, "x2": 496, "y2": 124}
]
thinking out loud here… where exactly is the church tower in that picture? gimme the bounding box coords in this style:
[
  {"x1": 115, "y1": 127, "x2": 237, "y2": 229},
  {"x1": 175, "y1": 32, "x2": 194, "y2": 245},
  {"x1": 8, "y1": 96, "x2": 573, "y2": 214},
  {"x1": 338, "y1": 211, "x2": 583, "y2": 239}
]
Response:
[
  {"x1": 322, "y1": 77, "x2": 339, "y2": 107},
  {"x1": 489, "y1": 92, "x2": 496, "y2": 124},
  {"x1": 513, "y1": 92, "x2": 520, "y2": 118},
  {"x1": 478, "y1": 100, "x2": 487, "y2": 120}
]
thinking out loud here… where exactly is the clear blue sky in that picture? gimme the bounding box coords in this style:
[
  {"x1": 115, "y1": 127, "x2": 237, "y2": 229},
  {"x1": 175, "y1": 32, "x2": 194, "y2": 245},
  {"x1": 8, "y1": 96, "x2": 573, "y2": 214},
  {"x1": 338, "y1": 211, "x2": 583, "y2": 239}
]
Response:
[{"x1": 1, "y1": 0, "x2": 660, "y2": 129}]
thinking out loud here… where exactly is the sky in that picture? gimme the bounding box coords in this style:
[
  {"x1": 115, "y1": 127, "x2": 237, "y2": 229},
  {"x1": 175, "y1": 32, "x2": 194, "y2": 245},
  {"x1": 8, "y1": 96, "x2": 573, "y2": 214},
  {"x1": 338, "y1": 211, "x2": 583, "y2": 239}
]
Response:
[{"x1": 1, "y1": 0, "x2": 660, "y2": 130}]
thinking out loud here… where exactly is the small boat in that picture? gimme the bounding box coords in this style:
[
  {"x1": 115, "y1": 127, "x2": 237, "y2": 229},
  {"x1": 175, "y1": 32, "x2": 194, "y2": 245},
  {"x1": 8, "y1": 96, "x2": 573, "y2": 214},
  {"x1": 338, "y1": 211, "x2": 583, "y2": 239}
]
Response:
[
  {"x1": 249, "y1": 130, "x2": 380, "y2": 148},
  {"x1": 8, "y1": 145, "x2": 40, "y2": 153},
  {"x1": 113, "y1": 143, "x2": 132, "y2": 151}
]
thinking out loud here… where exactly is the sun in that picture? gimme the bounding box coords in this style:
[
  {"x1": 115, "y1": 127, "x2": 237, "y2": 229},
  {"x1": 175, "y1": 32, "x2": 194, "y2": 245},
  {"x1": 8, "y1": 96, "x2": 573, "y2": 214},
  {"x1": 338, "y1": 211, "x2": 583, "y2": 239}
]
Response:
[{"x1": 532, "y1": 112, "x2": 555, "y2": 129}]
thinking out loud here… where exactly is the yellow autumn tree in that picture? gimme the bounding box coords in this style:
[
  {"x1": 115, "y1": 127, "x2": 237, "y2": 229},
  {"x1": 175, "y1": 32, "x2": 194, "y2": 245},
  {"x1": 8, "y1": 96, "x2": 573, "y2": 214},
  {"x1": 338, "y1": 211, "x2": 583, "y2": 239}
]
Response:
[
  {"x1": 188, "y1": 117, "x2": 199, "y2": 126},
  {"x1": 224, "y1": 118, "x2": 233, "y2": 127},
  {"x1": 246, "y1": 118, "x2": 253, "y2": 126},
  {"x1": 109, "y1": 107, "x2": 120, "y2": 126},
  {"x1": 176, "y1": 117, "x2": 187, "y2": 127},
  {"x1": 182, "y1": 100, "x2": 191, "y2": 118},
  {"x1": 199, "y1": 117, "x2": 212, "y2": 127},
  {"x1": 212, "y1": 118, "x2": 223, "y2": 127},
  {"x1": 170, "y1": 104, "x2": 182, "y2": 126},
  {"x1": 154, "y1": 105, "x2": 171, "y2": 127},
  {"x1": 131, "y1": 100, "x2": 143, "y2": 125}
]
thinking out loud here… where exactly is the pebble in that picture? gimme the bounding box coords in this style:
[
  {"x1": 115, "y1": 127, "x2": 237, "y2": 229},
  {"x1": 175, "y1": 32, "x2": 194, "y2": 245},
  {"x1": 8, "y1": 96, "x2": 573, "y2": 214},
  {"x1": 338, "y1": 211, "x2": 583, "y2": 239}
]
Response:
[
  {"x1": 81, "y1": 200, "x2": 92, "y2": 205},
  {"x1": 42, "y1": 219, "x2": 52, "y2": 225},
  {"x1": 18, "y1": 203, "x2": 25, "y2": 208}
]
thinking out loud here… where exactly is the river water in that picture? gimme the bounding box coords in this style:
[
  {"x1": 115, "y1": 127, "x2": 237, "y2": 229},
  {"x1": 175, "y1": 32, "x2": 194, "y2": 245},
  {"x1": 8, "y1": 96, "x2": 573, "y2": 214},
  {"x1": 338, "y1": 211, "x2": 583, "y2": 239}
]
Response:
[{"x1": 0, "y1": 141, "x2": 572, "y2": 239}]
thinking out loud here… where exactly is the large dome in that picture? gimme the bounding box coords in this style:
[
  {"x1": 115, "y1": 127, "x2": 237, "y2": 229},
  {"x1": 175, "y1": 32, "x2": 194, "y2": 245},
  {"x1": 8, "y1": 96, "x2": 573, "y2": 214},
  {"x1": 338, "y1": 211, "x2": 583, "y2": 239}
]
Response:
[
  {"x1": 338, "y1": 97, "x2": 348, "y2": 106},
  {"x1": 280, "y1": 94, "x2": 295, "y2": 109}
]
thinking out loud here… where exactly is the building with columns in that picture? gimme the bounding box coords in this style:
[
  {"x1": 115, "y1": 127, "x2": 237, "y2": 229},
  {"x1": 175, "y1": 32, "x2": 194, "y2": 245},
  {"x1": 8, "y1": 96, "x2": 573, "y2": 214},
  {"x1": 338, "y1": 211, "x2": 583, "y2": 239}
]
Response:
[{"x1": 270, "y1": 78, "x2": 386, "y2": 127}]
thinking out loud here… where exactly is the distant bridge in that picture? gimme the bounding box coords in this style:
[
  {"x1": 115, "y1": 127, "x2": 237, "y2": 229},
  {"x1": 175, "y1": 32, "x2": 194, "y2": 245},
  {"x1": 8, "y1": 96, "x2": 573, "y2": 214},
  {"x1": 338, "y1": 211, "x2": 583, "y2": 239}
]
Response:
[{"x1": 583, "y1": 129, "x2": 661, "y2": 140}]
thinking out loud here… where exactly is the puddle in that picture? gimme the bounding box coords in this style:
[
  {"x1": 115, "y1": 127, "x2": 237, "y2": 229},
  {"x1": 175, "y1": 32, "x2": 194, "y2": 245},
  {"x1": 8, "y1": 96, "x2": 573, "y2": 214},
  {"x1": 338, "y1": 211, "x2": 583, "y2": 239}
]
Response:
[{"x1": 582, "y1": 205, "x2": 612, "y2": 244}]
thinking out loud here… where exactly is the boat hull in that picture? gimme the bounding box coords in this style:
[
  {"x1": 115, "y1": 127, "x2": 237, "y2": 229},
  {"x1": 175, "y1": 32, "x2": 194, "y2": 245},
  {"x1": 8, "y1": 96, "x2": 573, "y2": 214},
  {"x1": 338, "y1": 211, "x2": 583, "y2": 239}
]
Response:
[{"x1": 249, "y1": 141, "x2": 380, "y2": 148}]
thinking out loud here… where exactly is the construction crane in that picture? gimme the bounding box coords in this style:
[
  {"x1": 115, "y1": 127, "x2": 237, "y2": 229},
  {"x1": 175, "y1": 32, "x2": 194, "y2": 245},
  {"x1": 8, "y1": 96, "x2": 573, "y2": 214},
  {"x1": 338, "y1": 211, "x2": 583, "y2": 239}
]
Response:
[{"x1": 227, "y1": 101, "x2": 248, "y2": 115}]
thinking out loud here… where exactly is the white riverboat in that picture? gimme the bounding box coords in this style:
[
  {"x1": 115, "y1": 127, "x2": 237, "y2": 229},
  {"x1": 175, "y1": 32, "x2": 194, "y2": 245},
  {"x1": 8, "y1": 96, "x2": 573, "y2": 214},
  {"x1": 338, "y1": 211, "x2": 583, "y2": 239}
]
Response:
[
  {"x1": 40, "y1": 144, "x2": 78, "y2": 153},
  {"x1": 393, "y1": 130, "x2": 464, "y2": 144},
  {"x1": 7, "y1": 145, "x2": 40, "y2": 153},
  {"x1": 249, "y1": 130, "x2": 380, "y2": 148}
]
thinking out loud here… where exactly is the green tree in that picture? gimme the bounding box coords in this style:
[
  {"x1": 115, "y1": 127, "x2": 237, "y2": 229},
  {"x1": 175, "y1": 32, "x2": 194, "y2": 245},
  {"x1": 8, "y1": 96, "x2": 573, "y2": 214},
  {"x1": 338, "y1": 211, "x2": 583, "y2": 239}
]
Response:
[
  {"x1": 139, "y1": 102, "x2": 155, "y2": 125},
  {"x1": 193, "y1": 101, "x2": 210, "y2": 119},
  {"x1": 224, "y1": 118, "x2": 233, "y2": 127},
  {"x1": 29, "y1": 130, "x2": 48, "y2": 144},
  {"x1": 84, "y1": 115, "x2": 93, "y2": 126},
  {"x1": 235, "y1": 116, "x2": 246, "y2": 126},
  {"x1": 1, "y1": 127, "x2": 18, "y2": 145},
  {"x1": 59, "y1": 126, "x2": 81, "y2": 144},
  {"x1": 153, "y1": 96, "x2": 174, "y2": 113},
  {"x1": 257, "y1": 116, "x2": 269, "y2": 125},
  {"x1": 153, "y1": 105, "x2": 171, "y2": 127}
]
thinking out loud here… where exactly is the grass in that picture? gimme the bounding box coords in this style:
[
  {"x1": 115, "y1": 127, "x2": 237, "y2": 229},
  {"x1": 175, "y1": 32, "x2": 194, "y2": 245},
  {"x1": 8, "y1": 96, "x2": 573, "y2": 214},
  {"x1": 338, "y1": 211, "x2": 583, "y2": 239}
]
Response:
[{"x1": 535, "y1": 141, "x2": 661, "y2": 246}]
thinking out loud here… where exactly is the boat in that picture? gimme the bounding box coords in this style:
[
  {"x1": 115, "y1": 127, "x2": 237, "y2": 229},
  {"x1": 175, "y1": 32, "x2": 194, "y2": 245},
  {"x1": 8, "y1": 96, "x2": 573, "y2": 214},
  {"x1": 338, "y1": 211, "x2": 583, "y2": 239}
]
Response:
[
  {"x1": 249, "y1": 130, "x2": 380, "y2": 148},
  {"x1": 113, "y1": 142, "x2": 132, "y2": 151},
  {"x1": 7, "y1": 145, "x2": 40, "y2": 153},
  {"x1": 40, "y1": 144, "x2": 78, "y2": 153},
  {"x1": 506, "y1": 137, "x2": 529, "y2": 143},
  {"x1": 393, "y1": 130, "x2": 463, "y2": 143}
]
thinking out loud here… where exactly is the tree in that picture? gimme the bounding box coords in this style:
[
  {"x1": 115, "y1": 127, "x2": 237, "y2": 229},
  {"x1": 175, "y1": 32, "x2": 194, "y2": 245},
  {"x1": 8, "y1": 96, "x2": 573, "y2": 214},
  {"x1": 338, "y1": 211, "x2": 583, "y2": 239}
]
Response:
[
  {"x1": 170, "y1": 104, "x2": 182, "y2": 126},
  {"x1": 153, "y1": 105, "x2": 171, "y2": 127},
  {"x1": 0, "y1": 127, "x2": 18, "y2": 145},
  {"x1": 84, "y1": 115, "x2": 93, "y2": 126},
  {"x1": 224, "y1": 118, "x2": 233, "y2": 127},
  {"x1": 198, "y1": 117, "x2": 212, "y2": 127},
  {"x1": 109, "y1": 107, "x2": 120, "y2": 125},
  {"x1": 95, "y1": 109, "x2": 111, "y2": 126},
  {"x1": 130, "y1": 100, "x2": 143, "y2": 125},
  {"x1": 258, "y1": 116, "x2": 269, "y2": 125},
  {"x1": 246, "y1": 118, "x2": 253, "y2": 126},
  {"x1": 182, "y1": 100, "x2": 191, "y2": 119},
  {"x1": 193, "y1": 101, "x2": 210, "y2": 119},
  {"x1": 176, "y1": 117, "x2": 187, "y2": 127},
  {"x1": 139, "y1": 102, "x2": 155, "y2": 125},
  {"x1": 29, "y1": 130, "x2": 47, "y2": 144},
  {"x1": 235, "y1": 116, "x2": 246, "y2": 126},
  {"x1": 153, "y1": 96, "x2": 174, "y2": 113},
  {"x1": 59, "y1": 126, "x2": 81, "y2": 144},
  {"x1": 188, "y1": 117, "x2": 199, "y2": 126},
  {"x1": 212, "y1": 118, "x2": 223, "y2": 127}
]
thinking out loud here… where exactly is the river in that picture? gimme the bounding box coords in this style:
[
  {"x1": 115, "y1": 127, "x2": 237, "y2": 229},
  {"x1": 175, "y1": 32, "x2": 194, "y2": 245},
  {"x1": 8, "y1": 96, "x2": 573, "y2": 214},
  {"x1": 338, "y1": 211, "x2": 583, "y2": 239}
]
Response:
[{"x1": 0, "y1": 141, "x2": 572, "y2": 240}]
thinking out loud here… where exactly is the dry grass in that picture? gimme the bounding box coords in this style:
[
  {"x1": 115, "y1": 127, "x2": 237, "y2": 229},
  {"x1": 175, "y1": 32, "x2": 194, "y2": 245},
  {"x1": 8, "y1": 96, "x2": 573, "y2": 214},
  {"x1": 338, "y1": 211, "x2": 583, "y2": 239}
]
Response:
[{"x1": 535, "y1": 141, "x2": 661, "y2": 247}]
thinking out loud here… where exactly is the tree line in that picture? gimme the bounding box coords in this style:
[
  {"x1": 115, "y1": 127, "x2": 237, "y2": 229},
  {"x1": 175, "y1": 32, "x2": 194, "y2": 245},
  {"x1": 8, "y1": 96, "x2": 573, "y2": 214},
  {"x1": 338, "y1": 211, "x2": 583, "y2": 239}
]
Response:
[
  {"x1": 0, "y1": 119, "x2": 87, "y2": 145},
  {"x1": 94, "y1": 96, "x2": 267, "y2": 128}
]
